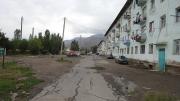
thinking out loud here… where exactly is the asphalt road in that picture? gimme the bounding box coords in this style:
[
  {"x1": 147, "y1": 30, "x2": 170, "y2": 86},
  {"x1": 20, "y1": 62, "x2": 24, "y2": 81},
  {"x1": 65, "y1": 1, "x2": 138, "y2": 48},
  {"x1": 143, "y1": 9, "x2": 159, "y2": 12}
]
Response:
[{"x1": 31, "y1": 56, "x2": 126, "y2": 101}]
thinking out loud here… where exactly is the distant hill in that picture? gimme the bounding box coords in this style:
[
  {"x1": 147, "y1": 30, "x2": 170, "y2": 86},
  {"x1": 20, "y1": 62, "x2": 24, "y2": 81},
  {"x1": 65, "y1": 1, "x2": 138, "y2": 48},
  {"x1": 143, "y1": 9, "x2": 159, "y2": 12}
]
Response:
[{"x1": 65, "y1": 34, "x2": 104, "y2": 49}]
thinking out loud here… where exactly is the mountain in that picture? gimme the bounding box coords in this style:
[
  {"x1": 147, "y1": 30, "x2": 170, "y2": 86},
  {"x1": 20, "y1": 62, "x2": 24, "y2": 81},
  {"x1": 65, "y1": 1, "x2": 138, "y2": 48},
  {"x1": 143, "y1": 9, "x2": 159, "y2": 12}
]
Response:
[{"x1": 65, "y1": 34, "x2": 104, "y2": 49}]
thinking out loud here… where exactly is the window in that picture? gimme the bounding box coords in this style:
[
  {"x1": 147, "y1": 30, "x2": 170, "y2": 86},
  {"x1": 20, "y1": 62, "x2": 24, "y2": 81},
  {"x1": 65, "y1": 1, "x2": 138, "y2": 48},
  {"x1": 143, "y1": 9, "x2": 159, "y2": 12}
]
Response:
[
  {"x1": 149, "y1": 44, "x2": 154, "y2": 54},
  {"x1": 127, "y1": 47, "x2": 130, "y2": 54},
  {"x1": 160, "y1": 15, "x2": 166, "y2": 29},
  {"x1": 176, "y1": 7, "x2": 180, "y2": 22},
  {"x1": 124, "y1": 48, "x2": 126, "y2": 54},
  {"x1": 131, "y1": 47, "x2": 134, "y2": 54},
  {"x1": 140, "y1": 45, "x2": 145, "y2": 54},
  {"x1": 122, "y1": 49, "x2": 124, "y2": 54},
  {"x1": 133, "y1": 0, "x2": 136, "y2": 9},
  {"x1": 151, "y1": 0, "x2": 155, "y2": 9},
  {"x1": 174, "y1": 39, "x2": 180, "y2": 55},
  {"x1": 135, "y1": 46, "x2": 138, "y2": 54},
  {"x1": 149, "y1": 21, "x2": 154, "y2": 32},
  {"x1": 160, "y1": 0, "x2": 164, "y2": 3},
  {"x1": 136, "y1": 30, "x2": 138, "y2": 35}
]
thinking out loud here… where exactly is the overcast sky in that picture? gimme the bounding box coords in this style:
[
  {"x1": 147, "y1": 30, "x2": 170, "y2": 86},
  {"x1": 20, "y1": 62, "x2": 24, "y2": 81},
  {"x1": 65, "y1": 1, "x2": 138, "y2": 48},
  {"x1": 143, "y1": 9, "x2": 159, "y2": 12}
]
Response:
[{"x1": 0, "y1": 0, "x2": 126, "y2": 40}]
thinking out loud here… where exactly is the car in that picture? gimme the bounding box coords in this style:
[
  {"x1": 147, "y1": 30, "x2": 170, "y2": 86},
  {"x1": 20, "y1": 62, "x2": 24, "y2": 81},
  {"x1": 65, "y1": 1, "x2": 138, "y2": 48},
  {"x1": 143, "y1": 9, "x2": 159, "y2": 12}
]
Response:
[
  {"x1": 96, "y1": 53, "x2": 99, "y2": 55},
  {"x1": 107, "y1": 54, "x2": 114, "y2": 59},
  {"x1": 66, "y1": 51, "x2": 80, "y2": 57},
  {"x1": 115, "y1": 56, "x2": 128, "y2": 64}
]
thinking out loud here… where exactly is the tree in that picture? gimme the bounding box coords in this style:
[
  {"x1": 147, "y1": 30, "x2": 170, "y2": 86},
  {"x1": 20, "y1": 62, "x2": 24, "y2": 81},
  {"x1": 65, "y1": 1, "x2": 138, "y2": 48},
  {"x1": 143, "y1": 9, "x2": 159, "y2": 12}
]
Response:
[
  {"x1": 14, "y1": 29, "x2": 21, "y2": 40},
  {"x1": 43, "y1": 29, "x2": 50, "y2": 51},
  {"x1": 19, "y1": 39, "x2": 28, "y2": 53},
  {"x1": 70, "y1": 40, "x2": 79, "y2": 51},
  {"x1": 28, "y1": 38, "x2": 42, "y2": 54},
  {"x1": 91, "y1": 45, "x2": 98, "y2": 53},
  {"x1": 0, "y1": 31, "x2": 10, "y2": 49},
  {"x1": 49, "y1": 33, "x2": 62, "y2": 54}
]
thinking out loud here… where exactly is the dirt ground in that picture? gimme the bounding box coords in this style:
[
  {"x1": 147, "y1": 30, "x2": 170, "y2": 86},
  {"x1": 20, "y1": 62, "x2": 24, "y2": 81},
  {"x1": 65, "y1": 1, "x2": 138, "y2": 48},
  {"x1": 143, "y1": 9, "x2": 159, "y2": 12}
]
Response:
[
  {"x1": 1, "y1": 55, "x2": 82, "y2": 100},
  {"x1": 95, "y1": 56, "x2": 180, "y2": 101}
]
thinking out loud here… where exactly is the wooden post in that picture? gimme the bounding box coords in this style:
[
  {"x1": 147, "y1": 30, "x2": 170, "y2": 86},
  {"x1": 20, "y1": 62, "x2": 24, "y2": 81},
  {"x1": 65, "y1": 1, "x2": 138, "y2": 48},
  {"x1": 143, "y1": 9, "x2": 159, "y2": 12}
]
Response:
[{"x1": 2, "y1": 48, "x2": 5, "y2": 69}]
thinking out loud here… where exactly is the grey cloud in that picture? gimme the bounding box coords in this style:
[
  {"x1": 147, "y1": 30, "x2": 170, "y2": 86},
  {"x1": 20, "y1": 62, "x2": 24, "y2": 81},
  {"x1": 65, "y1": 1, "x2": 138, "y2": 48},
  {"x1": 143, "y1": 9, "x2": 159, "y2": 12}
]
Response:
[{"x1": 0, "y1": 0, "x2": 126, "y2": 40}]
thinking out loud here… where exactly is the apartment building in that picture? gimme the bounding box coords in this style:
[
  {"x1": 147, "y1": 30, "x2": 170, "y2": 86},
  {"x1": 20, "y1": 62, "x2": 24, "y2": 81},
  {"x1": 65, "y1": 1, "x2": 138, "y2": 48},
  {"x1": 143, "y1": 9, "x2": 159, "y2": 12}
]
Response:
[
  {"x1": 101, "y1": 0, "x2": 180, "y2": 71},
  {"x1": 97, "y1": 40, "x2": 106, "y2": 55}
]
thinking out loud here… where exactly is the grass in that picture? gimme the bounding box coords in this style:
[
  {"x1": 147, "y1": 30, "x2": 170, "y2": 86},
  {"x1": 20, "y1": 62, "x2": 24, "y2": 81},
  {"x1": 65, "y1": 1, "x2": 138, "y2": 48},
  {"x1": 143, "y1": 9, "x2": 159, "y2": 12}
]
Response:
[
  {"x1": 0, "y1": 61, "x2": 42, "y2": 101},
  {"x1": 144, "y1": 91, "x2": 178, "y2": 101}
]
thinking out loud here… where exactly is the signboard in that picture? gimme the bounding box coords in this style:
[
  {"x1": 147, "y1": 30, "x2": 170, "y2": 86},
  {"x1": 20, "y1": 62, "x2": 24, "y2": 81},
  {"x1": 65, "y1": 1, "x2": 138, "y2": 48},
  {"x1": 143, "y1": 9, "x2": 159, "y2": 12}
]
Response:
[{"x1": 0, "y1": 48, "x2": 6, "y2": 56}]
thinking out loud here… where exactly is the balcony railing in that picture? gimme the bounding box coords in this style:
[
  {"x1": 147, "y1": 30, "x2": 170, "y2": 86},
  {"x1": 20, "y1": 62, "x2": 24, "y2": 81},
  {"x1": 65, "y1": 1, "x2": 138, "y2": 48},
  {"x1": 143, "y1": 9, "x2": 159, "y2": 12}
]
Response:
[
  {"x1": 116, "y1": 33, "x2": 120, "y2": 38},
  {"x1": 133, "y1": 15, "x2": 147, "y2": 25},
  {"x1": 123, "y1": 40, "x2": 130, "y2": 46},
  {"x1": 139, "y1": 16, "x2": 147, "y2": 25},
  {"x1": 134, "y1": 33, "x2": 147, "y2": 43},
  {"x1": 113, "y1": 42, "x2": 119, "y2": 47},
  {"x1": 138, "y1": 0, "x2": 147, "y2": 6},
  {"x1": 124, "y1": 13, "x2": 131, "y2": 19},
  {"x1": 124, "y1": 27, "x2": 131, "y2": 32}
]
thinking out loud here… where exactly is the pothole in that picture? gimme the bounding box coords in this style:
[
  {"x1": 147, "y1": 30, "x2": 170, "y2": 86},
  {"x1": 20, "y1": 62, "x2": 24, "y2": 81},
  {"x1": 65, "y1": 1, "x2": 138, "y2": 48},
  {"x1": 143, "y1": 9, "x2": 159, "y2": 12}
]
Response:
[{"x1": 88, "y1": 67, "x2": 106, "y2": 71}]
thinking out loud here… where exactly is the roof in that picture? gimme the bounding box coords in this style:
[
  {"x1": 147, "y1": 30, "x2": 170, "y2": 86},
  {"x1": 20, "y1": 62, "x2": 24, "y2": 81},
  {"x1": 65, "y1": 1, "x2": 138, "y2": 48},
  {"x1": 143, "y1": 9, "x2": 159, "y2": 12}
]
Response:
[{"x1": 104, "y1": 0, "x2": 133, "y2": 36}]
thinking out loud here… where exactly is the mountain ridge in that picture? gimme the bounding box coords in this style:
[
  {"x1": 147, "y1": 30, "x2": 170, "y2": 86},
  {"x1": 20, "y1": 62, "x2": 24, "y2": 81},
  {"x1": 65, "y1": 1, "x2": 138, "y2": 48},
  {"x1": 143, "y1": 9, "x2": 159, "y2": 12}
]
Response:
[{"x1": 65, "y1": 34, "x2": 104, "y2": 49}]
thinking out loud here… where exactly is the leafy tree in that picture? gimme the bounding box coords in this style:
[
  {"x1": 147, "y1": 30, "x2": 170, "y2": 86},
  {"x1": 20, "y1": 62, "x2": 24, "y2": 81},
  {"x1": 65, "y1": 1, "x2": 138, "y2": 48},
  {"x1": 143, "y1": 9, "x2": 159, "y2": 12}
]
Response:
[
  {"x1": 14, "y1": 29, "x2": 21, "y2": 40},
  {"x1": 19, "y1": 39, "x2": 28, "y2": 53},
  {"x1": 0, "y1": 31, "x2": 10, "y2": 49},
  {"x1": 49, "y1": 33, "x2": 62, "y2": 54},
  {"x1": 28, "y1": 38, "x2": 42, "y2": 55},
  {"x1": 70, "y1": 40, "x2": 79, "y2": 51},
  {"x1": 43, "y1": 29, "x2": 50, "y2": 51}
]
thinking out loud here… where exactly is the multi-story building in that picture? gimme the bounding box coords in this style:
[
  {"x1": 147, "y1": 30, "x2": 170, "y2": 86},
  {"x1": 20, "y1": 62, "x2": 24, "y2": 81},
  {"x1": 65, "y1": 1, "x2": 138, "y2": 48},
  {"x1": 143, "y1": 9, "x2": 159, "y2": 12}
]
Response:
[
  {"x1": 102, "y1": 0, "x2": 180, "y2": 71},
  {"x1": 97, "y1": 40, "x2": 106, "y2": 55}
]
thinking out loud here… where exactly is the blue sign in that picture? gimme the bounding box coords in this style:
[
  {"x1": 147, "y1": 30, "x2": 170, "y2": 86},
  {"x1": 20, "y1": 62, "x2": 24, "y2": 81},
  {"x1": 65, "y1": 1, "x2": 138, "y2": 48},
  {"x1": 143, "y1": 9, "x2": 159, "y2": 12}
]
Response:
[{"x1": 0, "y1": 48, "x2": 6, "y2": 56}]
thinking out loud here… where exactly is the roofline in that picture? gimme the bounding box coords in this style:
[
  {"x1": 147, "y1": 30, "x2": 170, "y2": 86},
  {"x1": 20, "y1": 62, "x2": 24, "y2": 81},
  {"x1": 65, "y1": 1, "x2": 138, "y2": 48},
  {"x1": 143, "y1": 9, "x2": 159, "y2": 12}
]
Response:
[
  {"x1": 104, "y1": 0, "x2": 133, "y2": 36},
  {"x1": 98, "y1": 40, "x2": 105, "y2": 46}
]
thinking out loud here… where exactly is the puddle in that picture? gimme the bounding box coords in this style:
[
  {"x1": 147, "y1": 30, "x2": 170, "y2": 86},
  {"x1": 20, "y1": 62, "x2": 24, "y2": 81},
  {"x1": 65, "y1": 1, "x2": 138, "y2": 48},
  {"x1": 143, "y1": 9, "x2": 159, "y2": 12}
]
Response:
[
  {"x1": 88, "y1": 67, "x2": 106, "y2": 71},
  {"x1": 103, "y1": 73, "x2": 137, "y2": 97}
]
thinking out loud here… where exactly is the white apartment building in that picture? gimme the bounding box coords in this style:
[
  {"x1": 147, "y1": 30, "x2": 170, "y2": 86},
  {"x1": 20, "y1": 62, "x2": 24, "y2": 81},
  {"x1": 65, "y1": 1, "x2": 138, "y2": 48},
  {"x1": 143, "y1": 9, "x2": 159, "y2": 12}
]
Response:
[
  {"x1": 103, "y1": 0, "x2": 180, "y2": 71},
  {"x1": 97, "y1": 40, "x2": 106, "y2": 55}
]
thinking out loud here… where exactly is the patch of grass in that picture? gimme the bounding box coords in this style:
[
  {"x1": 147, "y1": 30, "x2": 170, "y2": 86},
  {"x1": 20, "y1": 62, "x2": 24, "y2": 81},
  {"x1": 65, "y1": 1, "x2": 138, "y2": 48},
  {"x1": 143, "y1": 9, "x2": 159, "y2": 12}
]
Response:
[
  {"x1": 144, "y1": 91, "x2": 178, "y2": 101},
  {"x1": 0, "y1": 61, "x2": 42, "y2": 101}
]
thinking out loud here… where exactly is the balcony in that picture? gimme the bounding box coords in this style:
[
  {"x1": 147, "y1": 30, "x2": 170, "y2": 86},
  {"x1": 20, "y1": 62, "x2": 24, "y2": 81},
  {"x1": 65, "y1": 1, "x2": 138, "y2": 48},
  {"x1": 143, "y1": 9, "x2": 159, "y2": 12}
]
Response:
[
  {"x1": 124, "y1": 12, "x2": 131, "y2": 19},
  {"x1": 116, "y1": 33, "x2": 120, "y2": 38},
  {"x1": 134, "y1": 33, "x2": 147, "y2": 43},
  {"x1": 139, "y1": 16, "x2": 147, "y2": 25},
  {"x1": 133, "y1": 15, "x2": 147, "y2": 25},
  {"x1": 138, "y1": 0, "x2": 147, "y2": 6},
  {"x1": 124, "y1": 27, "x2": 131, "y2": 33},
  {"x1": 123, "y1": 40, "x2": 130, "y2": 46},
  {"x1": 113, "y1": 42, "x2": 119, "y2": 47}
]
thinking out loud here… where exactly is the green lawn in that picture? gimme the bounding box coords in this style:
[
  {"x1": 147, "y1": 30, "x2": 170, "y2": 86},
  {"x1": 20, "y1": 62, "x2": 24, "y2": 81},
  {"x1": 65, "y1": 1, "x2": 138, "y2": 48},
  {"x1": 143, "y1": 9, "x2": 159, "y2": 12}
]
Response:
[
  {"x1": 144, "y1": 91, "x2": 178, "y2": 101},
  {"x1": 0, "y1": 61, "x2": 42, "y2": 101}
]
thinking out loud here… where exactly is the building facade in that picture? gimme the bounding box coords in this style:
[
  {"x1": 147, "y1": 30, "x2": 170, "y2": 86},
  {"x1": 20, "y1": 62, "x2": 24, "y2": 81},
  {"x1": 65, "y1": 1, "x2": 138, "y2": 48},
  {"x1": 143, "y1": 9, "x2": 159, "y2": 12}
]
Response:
[
  {"x1": 102, "y1": 0, "x2": 180, "y2": 71},
  {"x1": 97, "y1": 40, "x2": 106, "y2": 55}
]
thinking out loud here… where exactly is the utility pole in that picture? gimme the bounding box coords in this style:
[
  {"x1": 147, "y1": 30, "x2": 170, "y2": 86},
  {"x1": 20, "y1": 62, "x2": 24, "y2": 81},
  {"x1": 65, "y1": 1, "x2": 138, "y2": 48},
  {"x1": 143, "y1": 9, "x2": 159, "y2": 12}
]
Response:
[
  {"x1": 20, "y1": 16, "x2": 23, "y2": 39},
  {"x1": 2, "y1": 48, "x2": 5, "y2": 69},
  {"x1": 79, "y1": 35, "x2": 82, "y2": 52},
  {"x1": 60, "y1": 17, "x2": 66, "y2": 56},
  {"x1": 32, "y1": 27, "x2": 34, "y2": 37}
]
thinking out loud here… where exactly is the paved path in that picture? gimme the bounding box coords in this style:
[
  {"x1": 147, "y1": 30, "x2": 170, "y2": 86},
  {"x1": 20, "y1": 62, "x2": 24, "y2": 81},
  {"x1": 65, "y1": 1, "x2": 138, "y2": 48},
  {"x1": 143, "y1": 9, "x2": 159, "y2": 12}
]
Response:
[{"x1": 31, "y1": 56, "x2": 126, "y2": 101}]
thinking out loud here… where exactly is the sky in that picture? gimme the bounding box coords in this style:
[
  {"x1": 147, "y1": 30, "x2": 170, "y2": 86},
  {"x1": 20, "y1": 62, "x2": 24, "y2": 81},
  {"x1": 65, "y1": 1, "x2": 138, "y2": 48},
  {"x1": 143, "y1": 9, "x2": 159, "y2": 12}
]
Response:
[{"x1": 0, "y1": 0, "x2": 126, "y2": 40}]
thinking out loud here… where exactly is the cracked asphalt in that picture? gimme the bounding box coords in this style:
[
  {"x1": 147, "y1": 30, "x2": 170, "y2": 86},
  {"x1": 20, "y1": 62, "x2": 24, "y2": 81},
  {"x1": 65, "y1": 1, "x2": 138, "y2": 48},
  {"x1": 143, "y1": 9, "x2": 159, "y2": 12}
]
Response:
[{"x1": 31, "y1": 56, "x2": 125, "y2": 101}]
